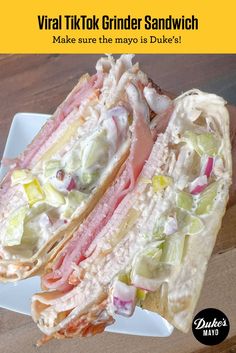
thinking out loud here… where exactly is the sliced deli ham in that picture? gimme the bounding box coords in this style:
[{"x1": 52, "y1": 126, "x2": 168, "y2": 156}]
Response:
[
  {"x1": 42, "y1": 83, "x2": 154, "y2": 291},
  {"x1": 19, "y1": 73, "x2": 104, "y2": 169},
  {"x1": 32, "y1": 89, "x2": 232, "y2": 342},
  {"x1": 1, "y1": 55, "x2": 172, "y2": 283},
  {"x1": 0, "y1": 73, "x2": 104, "y2": 195}
]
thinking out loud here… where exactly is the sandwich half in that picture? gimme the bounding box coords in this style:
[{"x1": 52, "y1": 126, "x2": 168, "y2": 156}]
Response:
[
  {"x1": 0, "y1": 54, "x2": 172, "y2": 281},
  {"x1": 32, "y1": 89, "x2": 232, "y2": 341}
]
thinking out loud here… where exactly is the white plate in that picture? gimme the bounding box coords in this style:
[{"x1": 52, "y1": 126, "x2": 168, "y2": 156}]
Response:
[{"x1": 0, "y1": 112, "x2": 174, "y2": 337}]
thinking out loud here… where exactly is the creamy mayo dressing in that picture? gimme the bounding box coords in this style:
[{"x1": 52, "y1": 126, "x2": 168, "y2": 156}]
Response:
[
  {"x1": 0, "y1": 104, "x2": 130, "y2": 263},
  {"x1": 31, "y1": 97, "x2": 101, "y2": 169},
  {"x1": 0, "y1": 135, "x2": 130, "y2": 266},
  {"x1": 1, "y1": 55, "x2": 149, "y2": 275},
  {"x1": 0, "y1": 101, "x2": 99, "y2": 241},
  {"x1": 34, "y1": 90, "x2": 231, "y2": 335}
]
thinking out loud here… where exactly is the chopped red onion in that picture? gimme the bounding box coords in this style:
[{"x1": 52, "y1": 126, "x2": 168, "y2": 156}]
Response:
[
  {"x1": 201, "y1": 155, "x2": 214, "y2": 178},
  {"x1": 66, "y1": 177, "x2": 77, "y2": 191},
  {"x1": 112, "y1": 280, "x2": 136, "y2": 317},
  {"x1": 190, "y1": 184, "x2": 207, "y2": 195},
  {"x1": 204, "y1": 157, "x2": 214, "y2": 178},
  {"x1": 113, "y1": 297, "x2": 134, "y2": 317},
  {"x1": 189, "y1": 175, "x2": 208, "y2": 195}
]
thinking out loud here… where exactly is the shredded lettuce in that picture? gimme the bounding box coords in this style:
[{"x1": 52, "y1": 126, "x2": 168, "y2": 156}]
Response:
[
  {"x1": 184, "y1": 131, "x2": 220, "y2": 156},
  {"x1": 176, "y1": 191, "x2": 193, "y2": 211},
  {"x1": 197, "y1": 133, "x2": 220, "y2": 156},
  {"x1": 176, "y1": 208, "x2": 204, "y2": 235},
  {"x1": 62, "y1": 190, "x2": 87, "y2": 218},
  {"x1": 132, "y1": 241, "x2": 164, "y2": 279},
  {"x1": 161, "y1": 233, "x2": 185, "y2": 266},
  {"x1": 195, "y1": 181, "x2": 219, "y2": 215},
  {"x1": 153, "y1": 224, "x2": 164, "y2": 239},
  {"x1": 81, "y1": 129, "x2": 109, "y2": 170},
  {"x1": 43, "y1": 182, "x2": 65, "y2": 208},
  {"x1": 187, "y1": 214, "x2": 204, "y2": 235},
  {"x1": 11, "y1": 169, "x2": 34, "y2": 185},
  {"x1": 131, "y1": 256, "x2": 171, "y2": 292},
  {"x1": 2, "y1": 206, "x2": 28, "y2": 246},
  {"x1": 80, "y1": 171, "x2": 99, "y2": 186},
  {"x1": 22, "y1": 213, "x2": 50, "y2": 247},
  {"x1": 183, "y1": 131, "x2": 202, "y2": 154},
  {"x1": 43, "y1": 160, "x2": 61, "y2": 178},
  {"x1": 64, "y1": 151, "x2": 81, "y2": 173}
]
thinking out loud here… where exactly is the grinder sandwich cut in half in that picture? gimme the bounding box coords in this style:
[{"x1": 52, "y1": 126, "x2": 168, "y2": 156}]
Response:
[
  {"x1": 0, "y1": 55, "x2": 172, "y2": 281},
  {"x1": 32, "y1": 80, "x2": 232, "y2": 341}
]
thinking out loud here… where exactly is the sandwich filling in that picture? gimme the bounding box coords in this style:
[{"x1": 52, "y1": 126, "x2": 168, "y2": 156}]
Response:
[
  {"x1": 0, "y1": 54, "x2": 171, "y2": 279},
  {"x1": 32, "y1": 90, "x2": 231, "y2": 338}
]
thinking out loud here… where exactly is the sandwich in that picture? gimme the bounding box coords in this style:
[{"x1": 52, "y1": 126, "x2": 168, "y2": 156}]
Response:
[
  {"x1": 0, "y1": 54, "x2": 172, "y2": 281},
  {"x1": 31, "y1": 85, "x2": 232, "y2": 342}
]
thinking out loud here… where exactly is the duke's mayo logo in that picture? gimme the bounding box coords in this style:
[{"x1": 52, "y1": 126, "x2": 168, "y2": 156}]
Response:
[{"x1": 192, "y1": 308, "x2": 230, "y2": 345}]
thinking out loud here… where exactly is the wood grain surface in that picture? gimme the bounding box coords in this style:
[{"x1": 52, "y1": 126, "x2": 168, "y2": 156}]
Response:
[{"x1": 0, "y1": 54, "x2": 235, "y2": 353}]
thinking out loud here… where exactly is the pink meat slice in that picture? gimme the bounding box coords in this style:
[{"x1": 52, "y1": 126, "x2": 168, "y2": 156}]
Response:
[
  {"x1": 0, "y1": 73, "x2": 104, "y2": 192},
  {"x1": 21, "y1": 73, "x2": 103, "y2": 169},
  {"x1": 42, "y1": 107, "x2": 154, "y2": 291}
]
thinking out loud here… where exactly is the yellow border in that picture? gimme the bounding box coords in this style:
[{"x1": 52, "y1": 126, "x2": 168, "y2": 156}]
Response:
[{"x1": 0, "y1": 0, "x2": 235, "y2": 53}]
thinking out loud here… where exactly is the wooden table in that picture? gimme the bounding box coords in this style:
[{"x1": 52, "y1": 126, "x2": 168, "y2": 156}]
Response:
[{"x1": 0, "y1": 54, "x2": 235, "y2": 353}]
